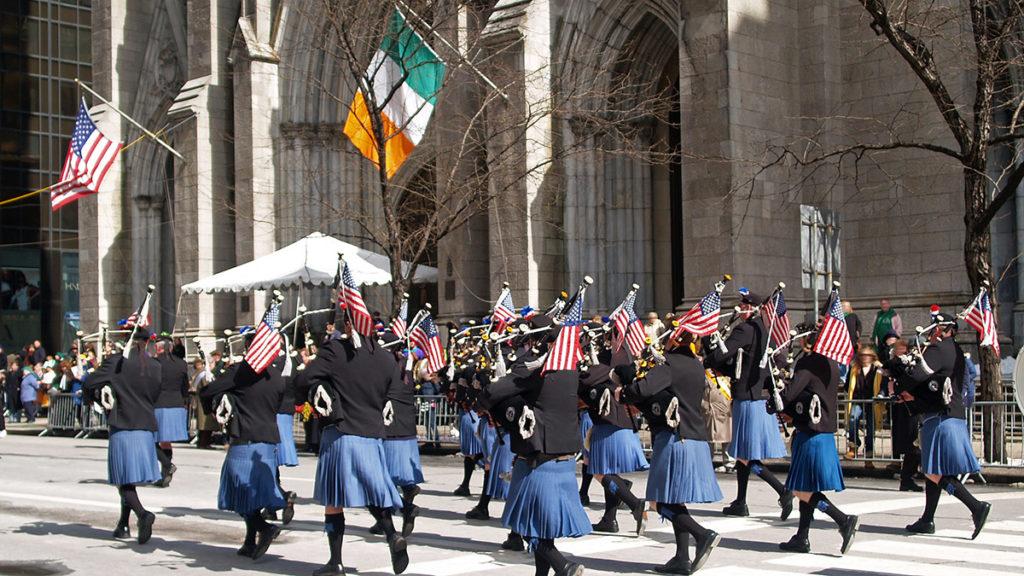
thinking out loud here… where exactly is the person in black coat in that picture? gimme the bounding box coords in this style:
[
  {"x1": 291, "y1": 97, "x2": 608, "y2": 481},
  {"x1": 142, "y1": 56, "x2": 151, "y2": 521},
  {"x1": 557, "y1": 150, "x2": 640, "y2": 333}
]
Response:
[
  {"x1": 297, "y1": 313, "x2": 408, "y2": 576},
  {"x1": 882, "y1": 338, "x2": 923, "y2": 491},
  {"x1": 452, "y1": 365, "x2": 485, "y2": 496},
  {"x1": 898, "y1": 314, "x2": 991, "y2": 538},
  {"x1": 82, "y1": 330, "x2": 162, "y2": 545},
  {"x1": 199, "y1": 343, "x2": 287, "y2": 561},
  {"x1": 703, "y1": 291, "x2": 792, "y2": 519},
  {"x1": 774, "y1": 342, "x2": 859, "y2": 555},
  {"x1": 153, "y1": 336, "x2": 190, "y2": 487}
]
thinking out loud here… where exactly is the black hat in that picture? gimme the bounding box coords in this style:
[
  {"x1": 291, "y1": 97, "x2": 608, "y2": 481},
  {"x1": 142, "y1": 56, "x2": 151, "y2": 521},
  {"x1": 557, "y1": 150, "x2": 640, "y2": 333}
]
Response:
[
  {"x1": 934, "y1": 312, "x2": 959, "y2": 330},
  {"x1": 529, "y1": 314, "x2": 553, "y2": 331},
  {"x1": 740, "y1": 291, "x2": 763, "y2": 306},
  {"x1": 132, "y1": 328, "x2": 151, "y2": 341},
  {"x1": 379, "y1": 331, "x2": 401, "y2": 345}
]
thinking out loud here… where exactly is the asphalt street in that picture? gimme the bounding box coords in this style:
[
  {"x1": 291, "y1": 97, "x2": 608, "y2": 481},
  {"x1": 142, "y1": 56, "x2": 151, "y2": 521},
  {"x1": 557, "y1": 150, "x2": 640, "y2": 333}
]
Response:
[{"x1": 1, "y1": 434, "x2": 1022, "y2": 576}]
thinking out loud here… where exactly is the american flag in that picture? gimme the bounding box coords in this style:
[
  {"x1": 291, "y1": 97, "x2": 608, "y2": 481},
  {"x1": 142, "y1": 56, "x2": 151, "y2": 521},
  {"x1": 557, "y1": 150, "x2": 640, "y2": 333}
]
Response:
[
  {"x1": 762, "y1": 290, "x2": 791, "y2": 346},
  {"x1": 409, "y1": 312, "x2": 446, "y2": 373},
  {"x1": 610, "y1": 289, "x2": 646, "y2": 357},
  {"x1": 245, "y1": 302, "x2": 283, "y2": 374},
  {"x1": 341, "y1": 261, "x2": 374, "y2": 336},
  {"x1": 50, "y1": 101, "x2": 122, "y2": 211},
  {"x1": 813, "y1": 290, "x2": 853, "y2": 365},
  {"x1": 390, "y1": 296, "x2": 408, "y2": 338},
  {"x1": 491, "y1": 287, "x2": 517, "y2": 332},
  {"x1": 671, "y1": 288, "x2": 722, "y2": 339},
  {"x1": 963, "y1": 289, "x2": 1000, "y2": 357},
  {"x1": 543, "y1": 287, "x2": 585, "y2": 373}
]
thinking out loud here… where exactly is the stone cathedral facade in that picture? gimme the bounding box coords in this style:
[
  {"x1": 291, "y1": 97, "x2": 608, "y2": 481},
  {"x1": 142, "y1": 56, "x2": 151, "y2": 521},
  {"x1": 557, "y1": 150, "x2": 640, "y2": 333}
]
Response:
[{"x1": 80, "y1": 0, "x2": 1024, "y2": 349}]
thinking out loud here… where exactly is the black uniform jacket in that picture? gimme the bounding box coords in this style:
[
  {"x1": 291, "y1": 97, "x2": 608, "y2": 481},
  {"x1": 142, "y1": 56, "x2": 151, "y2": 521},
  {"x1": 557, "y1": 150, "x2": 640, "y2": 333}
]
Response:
[
  {"x1": 84, "y1": 351, "x2": 162, "y2": 431},
  {"x1": 200, "y1": 361, "x2": 284, "y2": 444},
  {"x1": 622, "y1": 348, "x2": 709, "y2": 441},
  {"x1": 781, "y1": 352, "x2": 839, "y2": 434},
  {"x1": 154, "y1": 352, "x2": 189, "y2": 409},
  {"x1": 299, "y1": 338, "x2": 402, "y2": 439},
  {"x1": 704, "y1": 317, "x2": 770, "y2": 401},
  {"x1": 904, "y1": 338, "x2": 966, "y2": 418},
  {"x1": 578, "y1": 349, "x2": 635, "y2": 430},
  {"x1": 386, "y1": 370, "x2": 419, "y2": 438},
  {"x1": 479, "y1": 348, "x2": 580, "y2": 458},
  {"x1": 279, "y1": 365, "x2": 299, "y2": 415}
]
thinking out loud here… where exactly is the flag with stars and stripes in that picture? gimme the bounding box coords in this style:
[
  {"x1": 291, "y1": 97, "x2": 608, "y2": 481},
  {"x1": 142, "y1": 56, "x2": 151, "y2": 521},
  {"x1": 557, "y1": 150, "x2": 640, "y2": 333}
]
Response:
[
  {"x1": 813, "y1": 290, "x2": 854, "y2": 365},
  {"x1": 672, "y1": 288, "x2": 722, "y2": 339},
  {"x1": 963, "y1": 289, "x2": 1000, "y2": 357},
  {"x1": 610, "y1": 289, "x2": 646, "y2": 357},
  {"x1": 762, "y1": 290, "x2": 791, "y2": 346},
  {"x1": 245, "y1": 302, "x2": 283, "y2": 374},
  {"x1": 390, "y1": 295, "x2": 408, "y2": 338},
  {"x1": 409, "y1": 312, "x2": 446, "y2": 373},
  {"x1": 543, "y1": 287, "x2": 585, "y2": 373},
  {"x1": 491, "y1": 287, "x2": 517, "y2": 332},
  {"x1": 340, "y1": 261, "x2": 374, "y2": 336},
  {"x1": 50, "y1": 100, "x2": 122, "y2": 211}
]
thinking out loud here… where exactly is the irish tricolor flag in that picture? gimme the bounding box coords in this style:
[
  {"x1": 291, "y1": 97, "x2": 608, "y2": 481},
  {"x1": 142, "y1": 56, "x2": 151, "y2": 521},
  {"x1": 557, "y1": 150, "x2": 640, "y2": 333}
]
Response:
[{"x1": 343, "y1": 9, "x2": 445, "y2": 179}]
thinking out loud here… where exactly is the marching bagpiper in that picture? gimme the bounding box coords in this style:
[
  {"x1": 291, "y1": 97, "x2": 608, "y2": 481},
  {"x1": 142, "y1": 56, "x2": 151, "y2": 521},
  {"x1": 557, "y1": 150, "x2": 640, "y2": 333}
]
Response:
[{"x1": 153, "y1": 333, "x2": 190, "y2": 488}]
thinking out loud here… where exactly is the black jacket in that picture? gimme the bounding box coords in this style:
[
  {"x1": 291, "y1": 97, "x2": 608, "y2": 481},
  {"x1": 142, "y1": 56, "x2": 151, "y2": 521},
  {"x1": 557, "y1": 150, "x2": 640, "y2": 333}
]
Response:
[
  {"x1": 386, "y1": 371, "x2": 419, "y2": 438},
  {"x1": 280, "y1": 367, "x2": 300, "y2": 415},
  {"x1": 299, "y1": 338, "x2": 402, "y2": 439},
  {"x1": 623, "y1": 348, "x2": 708, "y2": 441},
  {"x1": 84, "y1": 351, "x2": 162, "y2": 431},
  {"x1": 904, "y1": 338, "x2": 966, "y2": 418},
  {"x1": 704, "y1": 317, "x2": 769, "y2": 401},
  {"x1": 200, "y1": 362, "x2": 284, "y2": 444},
  {"x1": 578, "y1": 350, "x2": 635, "y2": 430},
  {"x1": 781, "y1": 352, "x2": 839, "y2": 434},
  {"x1": 154, "y1": 353, "x2": 189, "y2": 409}
]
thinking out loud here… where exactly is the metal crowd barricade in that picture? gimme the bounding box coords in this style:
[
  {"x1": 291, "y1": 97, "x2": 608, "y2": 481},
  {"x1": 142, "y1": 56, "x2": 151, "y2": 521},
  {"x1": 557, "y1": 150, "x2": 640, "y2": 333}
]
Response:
[
  {"x1": 80, "y1": 404, "x2": 108, "y2": 438},
  {"x1": 43, "y1": 393, "x2": 78, "y2": 436},
  {"x1": 415, "y1": 395, "x2": 459, "y2": 444}
]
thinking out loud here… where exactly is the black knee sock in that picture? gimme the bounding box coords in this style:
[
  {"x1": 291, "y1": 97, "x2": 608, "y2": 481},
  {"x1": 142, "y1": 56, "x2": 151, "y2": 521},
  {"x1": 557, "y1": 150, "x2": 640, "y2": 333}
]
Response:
[
  {"x1": 901, "y1": 451, "x2": 920, "y2": 484},
  {"x1": 402, "y1": 485, "x2": 419, "y2": 510},
  {"x1": 536, "y1": 538, "x2": 568, "y2": 573},
  {"x1": 580, "y1": 469, "x2": 593, "y2": 496},
  {"x1": 939, "y1": 476, "x2": 983, "y2": 514},
  {"x1": 368, "y1": 506, "x2": 398, "y2": 540},
  {"x1": 750, "y1": 460, "x2": 786, "y2": 496},
  {"x1": 117, "y1": 491, "x2": 131, "y2": 526},
  {"x1": 276, "y1": 469, "x2": 288, "y2": 498},
  {"x1": 119, "y1": 486, "x2": 146, "y2": 517},
  {"x1": 671, "y1": 504, "x2": 707, "y2": 539},
  {"x1": 602, "y1": 475, "x2": 640, "y2": 511},
  {"x1": 600, "y1": 484, "x2": 619, "y2": 521},
  {"x1": 796, "y1": 500, "x2": 813, "y2": 538},
  {"x1": 154, "y1": 445, "x2": 171, "y2": 471},
  {"x1": 324, "y1": 512, "x2": 345, "y2": 565},
  {"x1": 461, "y1": 457, "x2": 475, "y2": 487},
  {"x1": 809, "y1": 492, "x2": 848, "y2": 525},
  {"x1": 248, "y1": 512, "x2": 270, "y2": 531},
  {"x1": 243, "y1": 516, "x2": 258, "y2": 547},
  {"x1": 476, "y1": 470, "x2": 492, "y2": 510},
  {"x1": 163, "y1": 446, "x2": 173, "y2": 462},
  {"x1": 921, "y1": 479, "x2": 941, "y2": 522},
  {"x1": 735, "y1": 461, "x2": 750, "y2": 503},
  {"x1": 534, "y1": 546, "x2": 551, "y2": 576},
  {"x1": 670, "y1": 515, "x2": 691, "y2": 562}
]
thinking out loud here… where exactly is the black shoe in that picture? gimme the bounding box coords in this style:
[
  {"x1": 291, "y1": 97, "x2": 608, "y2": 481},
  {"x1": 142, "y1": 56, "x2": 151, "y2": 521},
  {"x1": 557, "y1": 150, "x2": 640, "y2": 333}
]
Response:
[
  {"x1": 971, "y1": 502, "x2": 991, "y2": 540},
  {"x1": 465, "y1": 506, "x2": 490, "y2": 520},
  {"x1": 282, "y1": 502, "x2": 295, "y2": 526},
  {"x1": 159, "y1": 464, "x2": 177, "y2": 488},
  {"x1": 631, "y1": 504, "x2": 648, "y2": 537},
  {"x1": 691, "y1": 530, "x2": 720, "y2": 572},
  {"x1": 388, "y1": 534, "x2": 410, "y2": 574},
  {"x1": 778, "y1": 534, "x2": 810, "y2": 553},
  {"x1": 263, "y1": 509, "x2": 280, "y2": 521},
  {"x1": 905, "y1": 518, "x2": 935, "y2": 534},
  {"x1": 137, "y1": 512, "x2": 155, "y2": 545},
  {"x1": 237, "y1": 542, "x2": 256, "y2": 557},
  {"x1": 899, "y1": 481, "x2": 924, "y2": 492},
  {"x1": 368, "y1": 520, "x2": 384, "y2": 536},
  {"x1": 654, "y1": 555, "x2": 692, "y2": 574},
  {"x1": 113, "y1": 522, "x2": 131, "y2": 539},
  {"x1": 779, "y1": 492, "x2": 794, "y2": 521},
  {"x1": 501, "y1": 533, "x2": 525, "y2": 551},
  {"x1": 579, "y1": 493, "x2": 590, "y2": 506},
  {"x1": 312, "y1": 563, "x2": 345, "y2": 576},
  {"x1": 839, "y1": 515, "x2": 859, "y2": 555},
  {"x1": 561, "y1": 562, "x2": 584, "y2": 576},
  {"x1": 591, "y1": 517, "x2": 619, "y2": 533},
  {"x1": 722, "y1": 501, "x2": 749, "y2": 517},
  {"x1": 252, "y1": 524, "x2": 281, "y2": 560},
  {"x1": 402, "y1": 504, "x2": 420, "y2": 538},
  {"x1": 453, "y1": 485, "x2": 471, "y2": 497}
]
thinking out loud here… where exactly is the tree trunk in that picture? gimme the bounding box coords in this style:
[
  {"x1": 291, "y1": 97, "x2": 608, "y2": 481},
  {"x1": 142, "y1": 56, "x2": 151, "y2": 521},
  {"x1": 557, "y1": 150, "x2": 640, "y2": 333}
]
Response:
[{"x1": 963, "y1": 167, "x2": 1005, "y2": 463}]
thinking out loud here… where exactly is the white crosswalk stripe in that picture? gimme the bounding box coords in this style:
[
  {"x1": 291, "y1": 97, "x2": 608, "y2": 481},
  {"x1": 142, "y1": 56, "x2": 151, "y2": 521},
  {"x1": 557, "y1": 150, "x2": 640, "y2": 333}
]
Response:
[
  {"x1": 924, "y1": 529, "x2": 1024, "y2": 548},
  {"x1": 768, "y1": 552, "x2": 1012, "y2": 576},
  {"x1": 852, "y1": 539, "x2": 1024, "y2": 567}
]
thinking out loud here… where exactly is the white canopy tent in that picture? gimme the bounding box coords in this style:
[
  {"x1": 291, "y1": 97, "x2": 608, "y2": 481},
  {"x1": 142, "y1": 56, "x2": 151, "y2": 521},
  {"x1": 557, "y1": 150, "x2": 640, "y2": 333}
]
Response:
[{"x1": 180, "y1": 232, "x2": 437, "y2": 294}]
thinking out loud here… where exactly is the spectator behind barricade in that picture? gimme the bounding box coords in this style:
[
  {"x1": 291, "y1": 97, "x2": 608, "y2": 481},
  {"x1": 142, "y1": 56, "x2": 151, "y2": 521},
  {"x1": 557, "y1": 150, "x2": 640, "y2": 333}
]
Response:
[
  {"x1": 5, "y1": 356, "x2": 22, "y2": 422},
  {"x1": 963, "y1": 352, "x2": 978, "y2": 408},
  {"x1": 842, "y1": 301, "x2": 862, "y2": 351},
  {"x1": 846, "y1": 346, "x2": 883, "y2": 464},
  {"x1": 871, "y1": 299, "x2": 903, "y2": 348},
  {"x1": 644, "y1": 312, "x2": 665, "y2": 341},
  {"x1": 21, "y1": 364, "x2": 42, "y2": 423},
  {"x1": 39, "y1": 359, "x2": 56, "y2": 412},
  {"x1": 31, "y1": 340, "x2": 47, "y2": 365},
  {"x1": 191, "y1": 357, "x2": 218, "y2": 449}
]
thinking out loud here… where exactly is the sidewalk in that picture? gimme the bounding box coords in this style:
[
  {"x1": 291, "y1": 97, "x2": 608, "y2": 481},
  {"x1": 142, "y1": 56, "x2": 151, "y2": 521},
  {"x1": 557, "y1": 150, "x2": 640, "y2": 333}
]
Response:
[{"x1": 4, "y1": 418, "x2": 49, "y2": 436}]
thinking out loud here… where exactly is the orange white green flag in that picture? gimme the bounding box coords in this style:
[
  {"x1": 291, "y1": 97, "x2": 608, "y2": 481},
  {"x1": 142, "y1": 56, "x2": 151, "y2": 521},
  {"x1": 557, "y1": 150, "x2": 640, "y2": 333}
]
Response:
[{"x1": 343, "y1": 9, "x2": 445, "y2": 178}]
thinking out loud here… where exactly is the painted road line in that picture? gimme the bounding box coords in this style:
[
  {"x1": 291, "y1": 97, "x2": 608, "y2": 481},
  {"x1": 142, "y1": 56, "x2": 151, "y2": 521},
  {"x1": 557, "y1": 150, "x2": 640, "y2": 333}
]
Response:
[
  {"x1": 768, "y1": 551, "x2": 1011, "y2": 576},
  {"x1": 853, "y1": 539, "x2": 1024, "y2": 567},
  {"x1": 924, "y1": 529, "x2": 1024, "y2": 548}
]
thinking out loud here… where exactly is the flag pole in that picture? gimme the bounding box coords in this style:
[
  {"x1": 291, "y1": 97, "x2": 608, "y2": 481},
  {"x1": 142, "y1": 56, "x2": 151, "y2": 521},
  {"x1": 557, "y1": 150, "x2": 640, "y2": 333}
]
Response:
[{"x1": 74, "y1": 79, "x2": 183, "y2": 159}]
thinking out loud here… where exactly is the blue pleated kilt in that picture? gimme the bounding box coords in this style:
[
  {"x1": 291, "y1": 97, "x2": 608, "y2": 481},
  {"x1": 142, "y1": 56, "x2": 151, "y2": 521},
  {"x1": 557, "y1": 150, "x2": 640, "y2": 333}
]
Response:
[
  {"x1": 479, "y1": 421, "x2": 498, "y2": 464},
  {"x1": 314, "y1": 428, "x2": 402, "y2": 510},
  {"x1": 647, "y1": 431, "x2": 723, "y2": 504},
  {"x1": 108, "y1": 428, "x2": 161, "y2": 486},
  {"x1": 579, "y1": 411, "x2": 594, "y2": 457},
  {"x1": 154, "y1": 407, "x2": 189, "y2": 442},
  {"x1": 384, "y1": 437, "x2": 425, "y2": 487},
  {"x1": 729, "y1": 399, "x2": 787, "y2": 460},
  {"x1": 218, "y1": 442, "x2": 286, "y2": 516},
  {"x1": 785, "y1": 430, "x2": 845, "y2": 493},
  {"x1": 485, "y1": 436, "x2": 515, "y2": 500},
  {"x1": 459, "y1": 411, "x2": 483, "y2": 456},
  {"x1": 587, "y1": 424, "x2": 649, "y2": 475},
  {"x1": 920, "y1": 414, "x2": 980, "y2": 475},
  {"x1": 502, "y1": 459, "x2": 592, "y2": 540},
  {"x1": 276, "y1": 413, "x2": 299, "y2": 467}
]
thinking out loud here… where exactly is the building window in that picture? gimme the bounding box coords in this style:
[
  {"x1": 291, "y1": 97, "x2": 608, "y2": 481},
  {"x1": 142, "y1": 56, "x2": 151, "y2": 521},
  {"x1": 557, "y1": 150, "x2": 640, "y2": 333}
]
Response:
[{"x1": 800, "y1": 205, "x2": 841, "y2": 311}]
